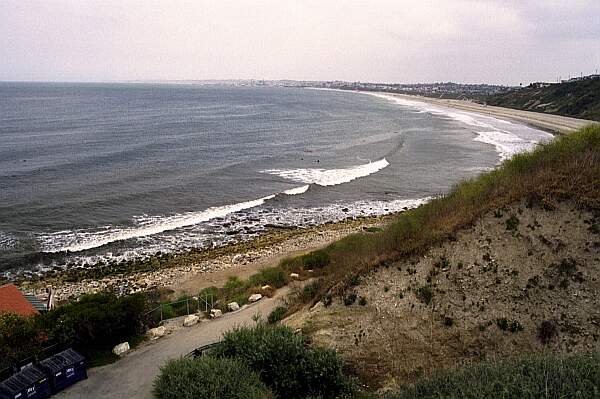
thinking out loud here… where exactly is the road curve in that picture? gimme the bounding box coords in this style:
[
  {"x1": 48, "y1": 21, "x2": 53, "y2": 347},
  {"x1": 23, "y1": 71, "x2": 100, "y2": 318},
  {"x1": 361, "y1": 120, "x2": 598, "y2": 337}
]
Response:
[{"x1": 56, "y1": 289, "x2": 288, "y2": 399}]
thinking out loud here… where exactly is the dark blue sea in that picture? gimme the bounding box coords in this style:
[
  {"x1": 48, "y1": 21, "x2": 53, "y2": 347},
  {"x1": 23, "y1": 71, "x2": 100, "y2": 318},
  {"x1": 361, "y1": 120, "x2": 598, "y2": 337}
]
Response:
[{"x1": 0, "y1": 83, "x2": 552, "y2": 276}]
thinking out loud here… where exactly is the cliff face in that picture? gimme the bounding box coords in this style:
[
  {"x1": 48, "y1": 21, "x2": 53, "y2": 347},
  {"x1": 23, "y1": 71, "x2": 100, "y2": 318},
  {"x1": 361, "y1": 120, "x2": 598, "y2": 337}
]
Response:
[
  {"x1": 485, "y1": 78, "x2": 600, "y2": 121},
  {"x1": 287, "y1": 199, "x2": 600, "y2": 388}
]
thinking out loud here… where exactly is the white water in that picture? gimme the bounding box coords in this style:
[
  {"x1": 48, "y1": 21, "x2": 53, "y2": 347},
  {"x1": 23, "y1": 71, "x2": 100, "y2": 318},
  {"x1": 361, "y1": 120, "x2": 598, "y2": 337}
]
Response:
[
  {"x1": 262, "y1": 158, "x2": 390, "y2": 186},
  {"x1": 39, "y1": 196, "x2": 432, "y2": 270},
  {"x1": 283, "y1": 185, "x2": 310, "y2": 195},
  {"x1": 39, "y1": 194, "x2": 276, "y2": 253},
  {"x1": 362, "y1": 92, "x2": 553, "y2": 161}
]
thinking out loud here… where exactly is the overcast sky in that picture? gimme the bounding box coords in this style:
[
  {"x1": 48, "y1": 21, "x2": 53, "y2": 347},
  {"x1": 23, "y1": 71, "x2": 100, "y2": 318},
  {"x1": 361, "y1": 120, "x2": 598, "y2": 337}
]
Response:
[{"x1": 1, "y1": 0, "x2": 599, "y2": 85}]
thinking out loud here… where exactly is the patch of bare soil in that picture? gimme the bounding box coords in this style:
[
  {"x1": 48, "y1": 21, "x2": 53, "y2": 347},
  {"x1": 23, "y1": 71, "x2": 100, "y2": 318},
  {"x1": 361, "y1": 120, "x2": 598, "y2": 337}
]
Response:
[{"x1": 285, "y1": 200, "x2": 600, "y2": 390}]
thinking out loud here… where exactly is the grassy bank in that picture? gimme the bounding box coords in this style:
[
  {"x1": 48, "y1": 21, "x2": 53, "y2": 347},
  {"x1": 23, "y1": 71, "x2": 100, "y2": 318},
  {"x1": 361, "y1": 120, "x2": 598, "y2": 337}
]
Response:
[
  {"x1": 281, "y1": 124, "x2": 600, "y2": 303},
  {"x1": 386, "y1": 351, "x2": 600, "y2": 398}
]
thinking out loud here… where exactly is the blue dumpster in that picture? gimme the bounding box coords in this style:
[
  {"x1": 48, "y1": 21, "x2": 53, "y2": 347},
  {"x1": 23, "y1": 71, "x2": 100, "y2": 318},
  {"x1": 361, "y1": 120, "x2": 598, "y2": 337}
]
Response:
[
  {"x1": 37, "y1": 349, "x2": 87, "y2": 394},
  {"x1": 0, "y1": 365, "x2": 51, "y2": 399}
]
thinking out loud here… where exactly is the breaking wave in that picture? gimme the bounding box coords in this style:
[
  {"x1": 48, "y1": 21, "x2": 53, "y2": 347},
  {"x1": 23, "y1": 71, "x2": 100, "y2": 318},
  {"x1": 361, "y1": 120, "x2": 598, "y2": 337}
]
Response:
[
  {"x1": 348, "y1": 91, "x2": 553, "y2": 162},
  {"x1": 262, "y1": 158, "x2": 390, "y2": 186},
  {"x1": 38, "y1": 194, "x2": 276, "y2": 253}
]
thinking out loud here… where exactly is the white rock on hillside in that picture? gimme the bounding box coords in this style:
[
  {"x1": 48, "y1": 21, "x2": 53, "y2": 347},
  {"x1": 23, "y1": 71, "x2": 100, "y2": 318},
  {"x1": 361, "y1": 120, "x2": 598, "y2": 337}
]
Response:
[
  {"x1": 227, "y1": 302, "x2": 240, "y2": 311},
  {"x1": 248, "y1": 293, "x2": 262, "y2": 302},
  {"x1": 113, "y1": 342, "x2": 130, "y2": 356},
  {"x1": 290, "y1": 273, "x2": 299, "y2": 278},
  {"x1": 148, "y1": 326, "x2": 166, "y2": 340},
  {"x1": 183, "y1": 314, "x2": 199, "y2": 327},
  {"x1": 210, "y1": 309, "x2": 223, "y2": 318}
]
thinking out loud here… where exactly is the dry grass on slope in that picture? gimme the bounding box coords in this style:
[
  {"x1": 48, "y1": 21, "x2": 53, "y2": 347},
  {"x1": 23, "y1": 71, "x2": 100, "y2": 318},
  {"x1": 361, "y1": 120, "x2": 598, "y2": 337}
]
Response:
[{"x1": 281, "y1": 124, "x2": 600, "y2": 304}]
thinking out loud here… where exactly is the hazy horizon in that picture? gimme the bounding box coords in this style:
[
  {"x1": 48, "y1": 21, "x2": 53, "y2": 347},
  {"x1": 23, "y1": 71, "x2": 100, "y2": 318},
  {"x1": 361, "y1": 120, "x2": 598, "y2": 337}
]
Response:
[{"x1": 1, "y1": 1, "x2": 600, "y2": 85}]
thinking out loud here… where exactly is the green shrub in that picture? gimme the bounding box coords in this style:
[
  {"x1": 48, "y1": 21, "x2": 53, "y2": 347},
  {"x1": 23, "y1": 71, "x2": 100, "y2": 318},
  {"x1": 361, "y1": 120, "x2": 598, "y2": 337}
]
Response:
[
  {"x1": 41, "y1": 292, "x2": 149, "y2": 360},
  {"x1": 199, "y1": 286, "x2": 220, "y2": 301},
  {"x1": 300, "y1": 250, "x2": 331, "y2": 269},
  {"x1": 249, "y1": 267, "x2": 288, "y2": 289},
  {"x1": 358, "y1": 296, "x2": 368, "y2": 306},
  {"x1": 415, "y1": 286, "x2": 433, "y2": 305},
  {"x1": 224, "y1": 276, "x2": 245, "y2": 292},
  {"x1": 267, "y1": 306, "x2": 287, "y2": 324},
  {"x1": 300, "y1": 281, "x2": 321, "y2": 303},
  {"x1": 212, "y1": 324, "x2": 354, "y2": 398},
  {"x1": 153, "y1": 356, "x2": 271, "y2": 399},
  {"x1": 344, "y1": 293, "x2": 357, "y2": 306},
  {"x1": 505, "y1": 214, "x2": 520, "y2": 231},
  {"x1": 386, "y1": 351, "x2": 600, "y2": 399},
  {"x1": 0, "y1": 312, "x2": 43, "y2": 369}
]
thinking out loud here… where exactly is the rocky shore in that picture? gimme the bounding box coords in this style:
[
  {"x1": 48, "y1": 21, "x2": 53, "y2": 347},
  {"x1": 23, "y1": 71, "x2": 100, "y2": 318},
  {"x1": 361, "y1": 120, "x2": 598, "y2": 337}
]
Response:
[{"x1": 19, "y1": 215, "x2": 392, "y2": 301}]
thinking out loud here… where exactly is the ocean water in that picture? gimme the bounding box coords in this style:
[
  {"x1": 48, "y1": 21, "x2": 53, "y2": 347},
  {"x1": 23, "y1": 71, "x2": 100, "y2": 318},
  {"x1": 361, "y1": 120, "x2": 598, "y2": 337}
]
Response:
[{"x1": 0, "y1": 83, "x2": 552, "y2": 276}]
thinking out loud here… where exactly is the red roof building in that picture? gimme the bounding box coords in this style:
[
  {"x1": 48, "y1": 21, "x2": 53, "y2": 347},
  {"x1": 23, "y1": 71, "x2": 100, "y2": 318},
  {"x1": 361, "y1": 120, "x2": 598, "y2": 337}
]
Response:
[{"x1": 0, "y1": 284, "x2": 40, "y2": 317}]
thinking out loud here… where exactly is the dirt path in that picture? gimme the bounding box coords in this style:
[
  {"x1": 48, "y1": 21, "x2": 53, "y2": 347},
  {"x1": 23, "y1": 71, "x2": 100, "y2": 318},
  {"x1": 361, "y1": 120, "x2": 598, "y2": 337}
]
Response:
[
  {"x1": 56, "y1": 287, "x2": 290, "y2": 399},
  {"x1": 172, "y1": 240, "x2": 331, "y2": 296}
]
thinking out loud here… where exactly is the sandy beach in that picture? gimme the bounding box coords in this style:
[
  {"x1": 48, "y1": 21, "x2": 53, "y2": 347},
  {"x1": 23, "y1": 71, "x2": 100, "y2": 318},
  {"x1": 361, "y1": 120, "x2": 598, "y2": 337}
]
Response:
[
  {"x1": 20, "y1": 96, "x2": 596, "y2": 301},
  {"x1": 374, "y1": 92, "x2": 596, "y2": 134}
]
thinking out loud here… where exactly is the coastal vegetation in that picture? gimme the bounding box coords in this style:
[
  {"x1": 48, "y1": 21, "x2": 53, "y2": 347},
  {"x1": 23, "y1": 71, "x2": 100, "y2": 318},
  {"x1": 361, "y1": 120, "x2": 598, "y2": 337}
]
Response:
[
  {"x1": 385, "y1": 351, "x2": 600, "y2": 399},
  {"x1": 279, "y1": 124, "x2": 600, "y2": 307},
  {"x1": 154, "y1": 324, "x2": 354, "y2": 399},
  {"x1": 153, "y1": 356, "x2": 272, "y2": 399},
  {"x1": 3, "y1": 125, "x2": 599, "y2": 396},
  {"x1": 484, "y1": 78, "x2": 600, "y2": 121},
  {"x1": 0, "y1": 292, "x2": 151, "y2": 370}
]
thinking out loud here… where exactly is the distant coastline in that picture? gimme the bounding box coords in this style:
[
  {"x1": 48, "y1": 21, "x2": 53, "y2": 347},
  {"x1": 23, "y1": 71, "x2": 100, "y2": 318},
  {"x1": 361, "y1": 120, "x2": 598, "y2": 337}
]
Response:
[
  {"x1": 12, "y1": 86, "x2": 594, "y2": 298},
  {"x1": 359, "y1": 91, "x2": 595, "y2": 134}
]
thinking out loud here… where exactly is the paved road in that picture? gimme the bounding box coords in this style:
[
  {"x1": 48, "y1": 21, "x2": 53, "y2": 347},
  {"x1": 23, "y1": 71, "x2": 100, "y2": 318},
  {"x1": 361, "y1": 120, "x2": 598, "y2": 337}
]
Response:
[{"x1": 57, "y1": 291, "x2": 287, "y2": 399}]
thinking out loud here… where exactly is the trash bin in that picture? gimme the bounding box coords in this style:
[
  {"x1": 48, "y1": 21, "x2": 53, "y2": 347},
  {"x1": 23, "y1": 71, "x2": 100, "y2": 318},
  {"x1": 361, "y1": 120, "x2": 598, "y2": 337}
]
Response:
[
  {"x1": 0, "y1": 365, "x2": 51, "y2": 399},
  {"x1": 38, "y1": 348, "x2": 87, "y2": 394}
]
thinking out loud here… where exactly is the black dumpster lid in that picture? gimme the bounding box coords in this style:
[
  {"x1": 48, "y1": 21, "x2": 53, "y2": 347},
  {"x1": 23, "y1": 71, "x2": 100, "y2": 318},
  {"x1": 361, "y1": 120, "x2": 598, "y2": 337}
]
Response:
[
  {"x1": 0, "y1": 366, "x2": 47, "y2": 395},
  {"x1": 38, "y1": 348, "x2": 85, "y2": 373}
]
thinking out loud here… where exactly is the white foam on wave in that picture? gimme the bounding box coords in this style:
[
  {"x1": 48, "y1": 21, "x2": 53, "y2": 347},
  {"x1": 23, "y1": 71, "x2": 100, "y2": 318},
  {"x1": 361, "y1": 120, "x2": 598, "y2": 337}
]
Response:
[
  {"x1": 283, "y1": 185, "x2": 310, "y2": 195},
  {"x1": 26, "y1": 195, "x2": 433, "y2": 273},
  {"x1": 263, "y1": 158, "x2": 390, "y2": 186},
  {"x1": 473, "y1": 131, "x2": 535, "y2": 161},
  {"x1": 0, "y1": 231, "x2": 16, "y2": 251},
  {"x1": 341, "y1": 90, "x2": 553, "y2": 162},
  {"x1": 38, "y1": 194, "x2": 276, "y2": 253}
]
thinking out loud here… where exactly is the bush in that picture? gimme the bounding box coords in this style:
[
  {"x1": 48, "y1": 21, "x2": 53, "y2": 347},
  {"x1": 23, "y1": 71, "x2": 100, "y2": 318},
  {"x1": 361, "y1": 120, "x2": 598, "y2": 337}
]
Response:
[
  {"x1": 505, "y1": 214, "x2": 520, "y2": 231},
  {"x1": 249, "y1": 267, "x2": 288, "y2": 289},
  {"x1": 344, "y1": 293, "x2": 357, "y2": 306},
  {"x1": 41, "y1": 292, "x2": 149, "y2": 360},
  {"x1": 300, "y1": 250, "x2": 331, "y2": 269},
  {"x1": 538, "y1": 320, "x2": 557, "y2": 344},
  {"x1": 267, "y1": 306, "x2": 287, "y2": 324},
  {"x1": 153, "y1": 356, "x2": 271, "y2": 399},
  {"x1": 358, "y1": 296, "x2": 368, "y2": 306},
  {"x1": 212, "y1": 324, "x2": 353, "y2": 398},
  {"x1": 0, "y1": 312, "x2": 44, "y2": 369},
  {"x1": 386, "y1": 351, "x2": 600, "y2": 398},
  {"x1": 415, "y1": 286, "x2": 433, "y2": 305}
]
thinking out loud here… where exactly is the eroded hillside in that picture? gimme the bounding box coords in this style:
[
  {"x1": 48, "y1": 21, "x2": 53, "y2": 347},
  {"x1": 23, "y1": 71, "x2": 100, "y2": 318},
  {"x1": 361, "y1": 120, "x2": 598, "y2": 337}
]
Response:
[{"x1": 287, "y1": 199, "x2": 600, "y2": 389}]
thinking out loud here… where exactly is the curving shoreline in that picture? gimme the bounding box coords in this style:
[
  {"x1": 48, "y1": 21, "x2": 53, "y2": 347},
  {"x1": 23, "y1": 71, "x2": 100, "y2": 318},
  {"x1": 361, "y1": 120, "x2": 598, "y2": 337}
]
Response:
[
  {"x1": 16, "y1": 95, "x2": 596, "y2": 300},
  {"x1": 360, "y1": 91, "x2": 595, "y2": 134},
  {"x1": 19, "y1": 215, "x2": 394, "y2": 301}
]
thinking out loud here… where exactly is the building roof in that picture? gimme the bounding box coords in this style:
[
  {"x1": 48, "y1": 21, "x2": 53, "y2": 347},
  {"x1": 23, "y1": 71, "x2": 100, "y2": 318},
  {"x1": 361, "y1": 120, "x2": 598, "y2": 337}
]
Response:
[{"x1": 0, "y1": 284, "x2": 40, "y2": 317}]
